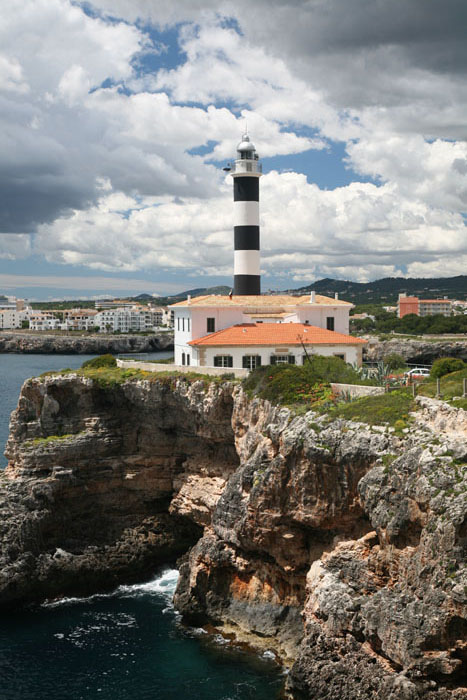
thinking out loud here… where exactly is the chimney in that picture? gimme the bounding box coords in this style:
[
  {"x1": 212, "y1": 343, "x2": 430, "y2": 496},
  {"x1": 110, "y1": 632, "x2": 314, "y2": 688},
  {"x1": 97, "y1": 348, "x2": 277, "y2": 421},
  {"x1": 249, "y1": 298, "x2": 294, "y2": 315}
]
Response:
[
  {"x1": 187, "y1": 295, "x2": 191, "y2": 304},
  {"x1": 334, "y1": 292, "x2": 339, "y2": 300},
  {"x1": 309, "y1": 291, "x2": 315, "y2": 303}
]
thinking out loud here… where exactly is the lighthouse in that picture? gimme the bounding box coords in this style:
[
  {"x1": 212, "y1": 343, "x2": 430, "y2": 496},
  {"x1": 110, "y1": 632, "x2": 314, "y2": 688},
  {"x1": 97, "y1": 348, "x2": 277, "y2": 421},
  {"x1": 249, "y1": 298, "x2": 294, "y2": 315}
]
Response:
[{"x1": 229, "y1": 133, "x2": 262, "y2": 295}]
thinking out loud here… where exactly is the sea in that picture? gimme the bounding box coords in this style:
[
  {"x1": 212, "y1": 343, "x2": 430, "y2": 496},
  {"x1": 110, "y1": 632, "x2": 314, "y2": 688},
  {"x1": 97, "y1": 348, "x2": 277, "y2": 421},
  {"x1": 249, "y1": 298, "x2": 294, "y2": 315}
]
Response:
[{"x1": 0, "y1": 353, "x2": 284, "y2": 699}]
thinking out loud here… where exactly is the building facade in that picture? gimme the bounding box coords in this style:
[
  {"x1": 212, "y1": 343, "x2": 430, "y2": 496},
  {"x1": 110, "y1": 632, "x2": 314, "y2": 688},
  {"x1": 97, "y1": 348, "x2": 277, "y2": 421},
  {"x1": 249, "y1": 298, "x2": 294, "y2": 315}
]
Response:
[
  {"x1": 188, "y1": 323, "x2": 366, "y2": 369},
  {"x1": 171, "y1": 293, "x2": 363, "y2": 368},
  {"x1": 398, "y1": 294, "x2": 452, "y2": 318}
]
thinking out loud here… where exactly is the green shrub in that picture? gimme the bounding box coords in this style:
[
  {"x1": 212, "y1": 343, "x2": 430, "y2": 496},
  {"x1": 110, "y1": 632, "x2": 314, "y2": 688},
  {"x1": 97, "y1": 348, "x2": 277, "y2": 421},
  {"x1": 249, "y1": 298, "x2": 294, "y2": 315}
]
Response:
[
  {"x1": 384, "y1": 353, "x2": 407, "y2": 371},
  {"x1": 81, "y1": 354, "x2": 117, "y2": 369},
  {"x1": 430, "y1": 357, "x2": 465, "y2": 379},
  {"x1": 243, "y1": 355, "x2": 371, "y2": 406}
]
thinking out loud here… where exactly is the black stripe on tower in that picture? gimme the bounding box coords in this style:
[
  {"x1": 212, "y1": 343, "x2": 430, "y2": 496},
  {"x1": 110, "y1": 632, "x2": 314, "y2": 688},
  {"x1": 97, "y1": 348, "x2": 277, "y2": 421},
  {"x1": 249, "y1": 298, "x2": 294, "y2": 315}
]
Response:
[
  {"x1": 234, "y1": 226, "x2": 259, "y2": 250},
  {"x1": 234, "y1": 275, "x2": 261, "y2": 295},
  {"x1": 234, "y1": 177, "x2": 259, "y2": 201}
]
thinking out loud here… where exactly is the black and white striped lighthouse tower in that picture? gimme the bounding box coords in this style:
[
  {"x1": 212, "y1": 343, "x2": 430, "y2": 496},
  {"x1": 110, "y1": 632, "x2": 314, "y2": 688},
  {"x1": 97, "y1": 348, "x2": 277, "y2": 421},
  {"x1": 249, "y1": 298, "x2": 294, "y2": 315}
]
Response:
[{"x1": 230, "y1": 133, "x2": 262, "y2": 295}]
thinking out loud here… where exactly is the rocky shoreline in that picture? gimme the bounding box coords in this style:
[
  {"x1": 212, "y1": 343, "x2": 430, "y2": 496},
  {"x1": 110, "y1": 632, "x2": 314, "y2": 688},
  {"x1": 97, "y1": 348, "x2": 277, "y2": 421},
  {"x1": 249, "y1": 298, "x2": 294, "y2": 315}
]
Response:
[
  {"x1": 364, "y1": 336, "x2": 467, "y2": 364},
  {"x1": 1, "y1": 330, "x2": 465, "y2": 364},
  {"x1": 1, "y1": 374, "x2": 466, "y2": 699},
  {"x1": 0, "y1": 331, "x2": 174, "y2": 354}
]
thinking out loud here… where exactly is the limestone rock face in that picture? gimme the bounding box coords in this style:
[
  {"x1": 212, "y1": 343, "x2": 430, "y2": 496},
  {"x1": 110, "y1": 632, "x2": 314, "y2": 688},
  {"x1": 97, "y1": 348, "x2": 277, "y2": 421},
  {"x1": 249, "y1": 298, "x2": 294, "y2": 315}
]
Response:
[
  {"x1": 1, "y1": 374, "x2": 466, "y2": 699},
  {"x1": 0, "y1": 331, "x2": 173, "y2": 354},
  {"x1": 1, "y1": 374, "x2": 237, "y2": 603},
  {"x1": 363, "y1": 336, "x2": 467, "y2": 364}
]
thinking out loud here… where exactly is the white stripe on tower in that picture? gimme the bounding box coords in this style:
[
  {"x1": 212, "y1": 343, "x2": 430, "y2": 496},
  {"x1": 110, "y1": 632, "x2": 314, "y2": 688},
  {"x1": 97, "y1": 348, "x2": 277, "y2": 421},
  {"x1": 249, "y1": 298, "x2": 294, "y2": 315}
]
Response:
[
  {"x1": 233, "y1": 201, "x2": 259, "y2": 227},
  {"x1": 230, "y1": 133, "x2": 262, "y2": 296}
]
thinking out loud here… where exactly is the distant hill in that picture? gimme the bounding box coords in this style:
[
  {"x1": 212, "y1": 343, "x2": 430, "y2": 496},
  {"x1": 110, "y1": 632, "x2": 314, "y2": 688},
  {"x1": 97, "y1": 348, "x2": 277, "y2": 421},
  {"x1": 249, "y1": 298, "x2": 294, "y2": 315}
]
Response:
[
  {"x1": 133, "y1": 285, "x2": 232, "y2": 306},
  {"x1": 289, "y1": 276, "x2": 467, "y2": 304},
  {"x1": 29, "y1": 277, "x2": 465, "y2": 309}
]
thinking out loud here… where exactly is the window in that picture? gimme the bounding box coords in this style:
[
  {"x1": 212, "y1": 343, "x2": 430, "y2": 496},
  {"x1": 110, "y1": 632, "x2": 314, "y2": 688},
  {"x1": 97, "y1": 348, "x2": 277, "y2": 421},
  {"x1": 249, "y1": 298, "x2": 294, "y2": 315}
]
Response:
[
  {"x1": 334, "y1": 353, "x2": 345, "y2": 361},
  {"x1": 187, "y1": 318, "x2": 190, "y2": 332},
  {"x1": 182, "y1": 318, "x2": 185, "y2": 331},
  {"x1": 181, "y1": 352, "x2": 185, "y2": 365},
  {"x1": 186, "y1": 354, "x2": 190, "y2": 365},
  {"x1": 177, "y1": 318, "x2": 180, "y2": 331},
  {"x1": 207, "y1": 317, "x2": 215, "y2": 333},
  {"x1": 214, "y1": 355, "x2": 233, "y2": 367},
  {"x1": 270, "y1": 355, "x2": 295, "y2": 365},
  {"x1": 242, "y1": 355, "x2": 261, "y2": 370},
  {"x1": 326, "y1": 317, "x2": 335, "y2": 331}
]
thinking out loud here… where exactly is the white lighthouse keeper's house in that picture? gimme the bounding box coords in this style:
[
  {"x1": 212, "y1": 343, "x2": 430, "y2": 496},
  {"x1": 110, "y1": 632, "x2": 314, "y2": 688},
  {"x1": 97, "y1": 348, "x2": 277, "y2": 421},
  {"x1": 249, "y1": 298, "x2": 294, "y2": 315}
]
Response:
[{"x1": 170, "y1": 133, "x2": 366, "y2": 370}]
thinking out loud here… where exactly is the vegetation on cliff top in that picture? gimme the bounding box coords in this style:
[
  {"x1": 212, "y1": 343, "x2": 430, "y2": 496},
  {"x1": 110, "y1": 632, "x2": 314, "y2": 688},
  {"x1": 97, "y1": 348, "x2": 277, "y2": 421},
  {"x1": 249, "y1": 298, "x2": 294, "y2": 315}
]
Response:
[
  {"x1": 39, "y1": 355, "x2": 239, "y2": 389},
  {"x1": 323, "y1": 389, "x2": 416, "y2": 427},
  {"x1": 243, "y1": 356, "x2": 373, "y2": 406},
  {"x1": 418, "y1": 367, "x2": 467, "y2": 408},
  {"x1": 243, "y1": 356, "x2": 419, "y2": 426}
]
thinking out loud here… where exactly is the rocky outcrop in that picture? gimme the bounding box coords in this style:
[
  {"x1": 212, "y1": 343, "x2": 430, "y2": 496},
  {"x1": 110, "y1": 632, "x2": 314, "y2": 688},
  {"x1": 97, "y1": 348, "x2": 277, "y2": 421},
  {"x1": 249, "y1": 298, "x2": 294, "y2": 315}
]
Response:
[
  {"x1": 0, "y1": 331, "x2": 173, "y2": 354},
  {"x1": 1, "y1": 374, "x2": 466, "y2": 698},
  {"x1": 364, "y1": 336, "x2": 467, "y2": 364},
  {"x1": 1, "y1": 375, "x2": 237, "y2": 602}
]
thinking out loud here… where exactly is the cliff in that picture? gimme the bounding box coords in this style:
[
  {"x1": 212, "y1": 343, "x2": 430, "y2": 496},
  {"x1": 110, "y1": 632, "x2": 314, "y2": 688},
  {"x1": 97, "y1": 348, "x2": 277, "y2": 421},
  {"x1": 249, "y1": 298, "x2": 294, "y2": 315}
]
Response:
[
  {"x1": 1, "y1": 374, "x2": 466, "y2": 699},
  {"x1": 364, "y1": 336, "x2": 467, "y2": 364},
  {"x1": 0, "y1": 331, "x2": 173, "y2": 354}
]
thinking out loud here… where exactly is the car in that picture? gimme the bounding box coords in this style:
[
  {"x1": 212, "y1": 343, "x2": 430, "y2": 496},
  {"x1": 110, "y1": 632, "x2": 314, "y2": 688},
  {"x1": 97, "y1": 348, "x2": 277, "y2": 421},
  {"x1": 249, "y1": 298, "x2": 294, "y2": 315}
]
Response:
[{"x1": 404, "y1": 367, "x2": 430, "y2": 379}]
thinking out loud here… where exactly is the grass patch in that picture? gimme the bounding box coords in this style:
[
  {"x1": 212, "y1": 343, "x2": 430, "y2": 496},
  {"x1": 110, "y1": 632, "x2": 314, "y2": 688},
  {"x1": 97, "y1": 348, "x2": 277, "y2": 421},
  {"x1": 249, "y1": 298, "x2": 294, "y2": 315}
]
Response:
[
  {"x1": 320, "y1": 389, "x2": 416, "y2": 427},
  {"x1": 25, "y1": 434, "x2": 75, "y2": 447},
  {"x1": 417, "y1": 367, "x2": 467, "y2": 402}
]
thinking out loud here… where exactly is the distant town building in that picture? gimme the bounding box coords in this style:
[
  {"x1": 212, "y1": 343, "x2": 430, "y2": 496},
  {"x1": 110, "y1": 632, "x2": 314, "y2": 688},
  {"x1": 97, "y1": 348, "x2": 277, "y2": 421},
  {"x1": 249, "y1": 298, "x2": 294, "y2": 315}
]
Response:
[
  {"x1": 0, "y1": 309, "x2": 26, "y2": 329},
  {"x1": 94, "y1": 299, "x2": 136, "y2": 310},
  {"x1": 397, "y1": 294, "x2": 452, "y2": 318},
  {"x1": 28, "y1": 313, "x2": 61, "y2": 331},
  {"x1": 0, "y1": 295, "x2": 28, "y2": 312},
  {"x1": 0, "y1": 296, "x2": 32, "y2": 328}
]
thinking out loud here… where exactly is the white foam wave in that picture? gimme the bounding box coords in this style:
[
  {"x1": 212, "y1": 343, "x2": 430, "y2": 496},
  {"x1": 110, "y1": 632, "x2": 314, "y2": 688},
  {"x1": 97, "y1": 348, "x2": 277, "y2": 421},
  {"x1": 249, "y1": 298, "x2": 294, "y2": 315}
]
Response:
[
  {"x1": 42, "y1": 568, "x2": 180, "y2": 608},
  {"x1": 117, "y1": 568, "x2": 179, "y2": 599}
]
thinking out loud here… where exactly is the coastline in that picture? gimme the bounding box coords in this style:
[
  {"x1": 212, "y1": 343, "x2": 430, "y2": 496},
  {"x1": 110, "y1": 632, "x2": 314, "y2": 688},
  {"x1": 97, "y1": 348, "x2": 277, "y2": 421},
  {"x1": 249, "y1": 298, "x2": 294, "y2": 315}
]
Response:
[
  {"x1": 2, "y1": 371, "x2": 465, "y2": 699},
  {"x1": 0, "y1": 330, "x2": 174, "y2": 354}
]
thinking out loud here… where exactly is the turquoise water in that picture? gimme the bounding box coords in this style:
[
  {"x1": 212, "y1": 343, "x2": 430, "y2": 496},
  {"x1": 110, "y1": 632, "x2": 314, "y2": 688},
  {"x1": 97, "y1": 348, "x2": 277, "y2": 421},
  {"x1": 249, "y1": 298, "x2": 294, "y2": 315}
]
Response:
[
  {"x1": 0, "y1": 570, "x2": 283, "y2": 699},
  {"x1": 0, "y1": 354, "x2": 284, "y2": 699}
]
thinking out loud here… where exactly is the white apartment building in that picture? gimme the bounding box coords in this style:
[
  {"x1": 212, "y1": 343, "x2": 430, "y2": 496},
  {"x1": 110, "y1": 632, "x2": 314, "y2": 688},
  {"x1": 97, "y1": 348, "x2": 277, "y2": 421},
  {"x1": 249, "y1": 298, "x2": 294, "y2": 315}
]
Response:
[
  {"x1": 0, "y1": 309, "x2": 28, "y2": 329},
  {"x1": 94, "y1": 307, "x2": 167, "y2": 332},
  {"x1": 29, "y1": 313, "x2": 62, "y2": 331}
]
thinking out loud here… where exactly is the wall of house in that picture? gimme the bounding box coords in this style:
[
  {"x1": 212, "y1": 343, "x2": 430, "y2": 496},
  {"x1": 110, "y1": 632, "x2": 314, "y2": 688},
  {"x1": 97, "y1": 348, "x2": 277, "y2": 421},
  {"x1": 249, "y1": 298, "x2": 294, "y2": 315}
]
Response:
[
  {"x1": 294, "y1": 305, "x2": 350, "y2": 333},
  {"x1": 174, "y1": 309, "x2": 194, "y2": 365},
  {"x1": 191, "y1": 307, "x2": 244, "y2": 338},
  {"x1": 196, "y1": 343, "x2": 361, "y2": 369}
]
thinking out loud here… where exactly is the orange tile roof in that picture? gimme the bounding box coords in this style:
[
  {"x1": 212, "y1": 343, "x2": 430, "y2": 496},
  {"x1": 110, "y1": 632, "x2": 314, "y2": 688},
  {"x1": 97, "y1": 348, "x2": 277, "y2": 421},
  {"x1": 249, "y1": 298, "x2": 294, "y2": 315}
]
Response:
[
  {"x1": 170, "y1": 294, "x2": 351, "y2": 308},
  {"x1": 189, "y1": 323, "x2": 366, "y2": 347},
  {"x1": 419, "y1": 299, "x2": 451, "y2": 303}
]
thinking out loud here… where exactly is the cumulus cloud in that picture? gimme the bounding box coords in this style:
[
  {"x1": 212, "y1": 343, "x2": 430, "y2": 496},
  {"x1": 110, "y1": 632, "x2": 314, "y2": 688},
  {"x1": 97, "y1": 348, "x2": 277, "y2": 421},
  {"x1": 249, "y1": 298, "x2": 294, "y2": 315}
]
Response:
[
  {"x1": 35, "y1": 170, "x2": 467, "y2": 283},
  {"x1": 2, "y1": 0, "x2": 467, "y2": 290}
]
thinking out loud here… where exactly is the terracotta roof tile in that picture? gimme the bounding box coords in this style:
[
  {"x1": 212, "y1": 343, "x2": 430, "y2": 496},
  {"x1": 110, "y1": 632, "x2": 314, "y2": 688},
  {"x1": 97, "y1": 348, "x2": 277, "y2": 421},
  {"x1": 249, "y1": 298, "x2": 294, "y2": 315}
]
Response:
[{"x1": 189, "y1": 323, "x2": 366, "y2": 347}]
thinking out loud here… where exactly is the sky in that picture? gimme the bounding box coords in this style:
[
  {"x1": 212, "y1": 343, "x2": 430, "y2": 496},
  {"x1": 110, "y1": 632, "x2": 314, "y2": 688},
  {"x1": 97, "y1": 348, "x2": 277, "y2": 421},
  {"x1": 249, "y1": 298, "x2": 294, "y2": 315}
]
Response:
[{"x1": 1, "y1": 0, "x2": 466, "y2": 300}]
